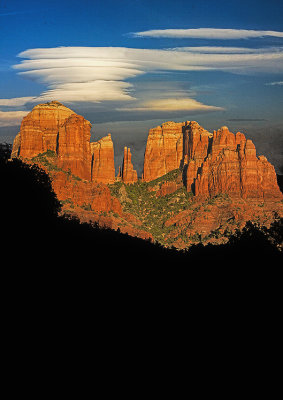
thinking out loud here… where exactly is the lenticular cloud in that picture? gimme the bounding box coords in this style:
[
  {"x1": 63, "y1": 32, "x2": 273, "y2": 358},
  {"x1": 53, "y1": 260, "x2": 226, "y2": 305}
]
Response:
[
  {"x1": 132, "y1": 28, "x2": 283, "y2": 40},
  {"x1": 116, "y1": 98, "x2": 224, "y2": 112},
  {"x1": 14, "y1": 47, "x2": 145, "y2": 103},
  {"x1": 1, "y1": 45, "x2": 283, "y2": 107}
]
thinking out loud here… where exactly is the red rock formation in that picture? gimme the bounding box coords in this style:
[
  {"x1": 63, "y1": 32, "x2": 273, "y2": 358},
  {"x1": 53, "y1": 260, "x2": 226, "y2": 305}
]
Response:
[
  {"x1": 91, "y1": 134, "x2": 115, "y2": 184},
  {"x1": 183, "y1": 121, "x2": 213, "y2": 191},
  {"x1": 121, "y1": 147, "x2": 138, "y2": 184},
  {"x1": 164, "y1": 195, "x2": 283, "y2": 249},
  {"x1": 51, "y1": 171, "x2": 122, "y2": 214},
  {"x1": 142, "y1": 121, "x2": 185, "y2": 182},
  {"x1": 210, "y1": 126, "x2": 237, "y2": 157},
  {"x1": 13, "y1": 101, "x2": 74, "y2": 158},
  {"x1": 186, "y1": 160, "x2": 198, "y2": 191},
  {"x1": 12, "y1": 100, "x2": 93, "y2": 181},
  {"x1": 156, "y1": 181, "x2": 180, "y2": 197},
  {"x1": 192, "y1": 127, "x2": 282, "y2": 200},
  {"x1": 142, "y1": 119, "x2": 282, "y2": 200},
  {"x1": 11, "y1": 102, "x2": 283, "y2": 248},
  {"x1": 183, "y1": 121, "x2": 212, "y2": 164},
  {"x1": 194, "y1": 148, "x2": 243, "y2": 198},
  {"x1": 57, "y1": 114, "x2": 92, "y2": 181},
  {"x1": 10, "y1": 101, "x2": 126, "y2": 231}
]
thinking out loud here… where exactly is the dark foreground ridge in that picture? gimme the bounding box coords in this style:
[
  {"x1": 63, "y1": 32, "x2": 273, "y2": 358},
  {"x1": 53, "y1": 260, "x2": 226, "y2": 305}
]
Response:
[{"x1": 1, "y1": 143, "x2": 282, "y2": 265}]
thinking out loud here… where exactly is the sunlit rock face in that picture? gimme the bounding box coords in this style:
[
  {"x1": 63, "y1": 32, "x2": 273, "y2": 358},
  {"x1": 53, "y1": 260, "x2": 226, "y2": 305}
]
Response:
[
  {"x1": 142, "y1": 121, "x2": 185, "y2": 182},
  {"x1": 190, "y1": 127, "x2": 282, "y2": 200},
  {"x1": 13, "y1": 101, "x2": 74, "y2": 158},
  {"x1": 183, "y1": 121, "x2": 212, "y2": 163},
  {"x1": 13, "y1": 101, "x2": 93, "y2": 181},
  {"x1": 51, "y1": 171, "x2": 122, "y2": 215},
  {"x1": 57, "y1": 114, "x2": 92, "y2": 181},
  {"x1": 11, "y1": 102, "x2": 123, "y2": 226},
  {"x1": 119, "y1": 147, "x2": 138, "y2": 184},
  {"x1": 142, "y1": 120, "x2": 282, "y2": 200},
  {"x1": 142, "y1": 120, "x2": 211, "y2": 183},
  {"x1": 90, "y1": 134, "x2": 116, "y2": 184},
  {"x1": 12, "y1": 101, "x2": 116, "y2": 183},
  {"x1": 11, "y1": 101, "x2": 282, "y2": 249}
]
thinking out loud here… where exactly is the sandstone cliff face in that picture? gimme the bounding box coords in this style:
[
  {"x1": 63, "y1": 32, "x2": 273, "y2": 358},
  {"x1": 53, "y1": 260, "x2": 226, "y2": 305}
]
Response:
[
  {"x1": 191, "y1": 127, "x2": 282, "y2": 200},
  {"x1": 142, "y1": 120, "x2": 282, "y2": 200},
  {"x1": 183, "y1": 121, "x2": 213, "y2": 190},
  {"x1": 91, "y1": 134, "x2": 115, "y2": 184},
  {"x1": 183, "y1": 121, "x2": 212, "y2": 164},
  {"x1": 57, "y1": 114, "x2": 92, "y2": 181},
  {"x1": 13, "y1": 101, "x2": 74, "y2": 158},
  {"x1": 142, "y1": 121, "x2": 185, "y2": 182},
  {"x1": 11, "y1": 102, "x2": 125, "y2": 229},
  {"x1": 12, "y1": 101, "x2": 117, "y2": 184},
  {"x1": 51, "y1": 171, "x2": 122, "y2": 215},
  {"x1": 120, "y1": 147, "x2": 138, "y2": 184}
]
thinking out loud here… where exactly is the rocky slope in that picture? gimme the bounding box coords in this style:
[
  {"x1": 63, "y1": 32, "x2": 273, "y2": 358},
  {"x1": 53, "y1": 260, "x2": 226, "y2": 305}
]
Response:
[{"x1": 12, "y1": 101, "x2": 283, "y2": 249}]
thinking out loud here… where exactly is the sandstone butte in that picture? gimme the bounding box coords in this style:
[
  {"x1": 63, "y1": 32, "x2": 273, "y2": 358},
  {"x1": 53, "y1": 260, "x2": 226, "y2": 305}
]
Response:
[
  {"x1": 143, "y1": 120, "x2": 282, "y2": 200},
  {"x1": 11, "y1": 101, "x2": 283, "y2": 249}
]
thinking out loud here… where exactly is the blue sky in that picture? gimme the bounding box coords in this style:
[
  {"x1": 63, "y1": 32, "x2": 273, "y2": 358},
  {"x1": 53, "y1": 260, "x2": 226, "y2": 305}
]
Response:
[{"x1": 0, "y1": 0, "x2": 283, "y2": 173}]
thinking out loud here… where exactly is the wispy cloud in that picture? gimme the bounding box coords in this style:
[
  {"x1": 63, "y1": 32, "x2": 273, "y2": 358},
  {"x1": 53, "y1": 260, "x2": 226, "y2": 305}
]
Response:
[
  {"x1": 0, "y1": 97, "x2": 36, "y2": 106},
  {"x1": 170, "y1": 46, "x2": 283, "y2": 54},
  {"x1": 36, "y1": 81, "x2": 135, "y2": 103},
  {"x1": 117, "y1": 98, "x2": 224, "y2": 112},
  {"x1": 0, "y1": 110, "x2": 29, "y2": 127},
  {"x1": 132, "y1": 28, "x2": 283, "y2": 40},
  {"x1": 265, "y1": 81, "x2": 283, "y2": 86}
]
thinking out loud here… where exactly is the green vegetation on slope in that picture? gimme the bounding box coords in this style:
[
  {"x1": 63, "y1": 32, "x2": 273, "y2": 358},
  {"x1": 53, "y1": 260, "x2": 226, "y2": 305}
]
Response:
[
  {"x1": 109, "y1": 169, "x2": 195, "y2": 245},
  {"x1": 30, "y1": 150, "x2": 82, "y2": 181},
  {"x1": 108, "y1": 170, "x2": 254, "y2": 248}
]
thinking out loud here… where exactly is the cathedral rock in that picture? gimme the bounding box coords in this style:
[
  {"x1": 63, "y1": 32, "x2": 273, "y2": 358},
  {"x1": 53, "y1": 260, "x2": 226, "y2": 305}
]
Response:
[
  {"x1": 12, "y1": 101, "x2": 115, "y2": 183},
  {"x1": 142, "y1": 121, "x2": 282, "y2": 200},
  {"x1": 11, "y1": 101, "x2": 283, "y2": 249}
]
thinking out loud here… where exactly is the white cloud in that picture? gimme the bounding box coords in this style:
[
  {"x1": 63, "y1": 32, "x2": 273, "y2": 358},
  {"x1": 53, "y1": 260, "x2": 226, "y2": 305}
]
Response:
[
  {"x1": 14, "y1": 46, "x2": 283, "y2": 77},
  {"x1": 0, "y1": 97, "x2": 36, "y2": 106},
  {"x1": 116, "y1": 98, "x2": 224, "y2": 112},
  {"x1": 0, "y1": 45, "x2": 282, "y2": 108},
  {"x1": 266, "y1": 81, "x2": 283, "y2": 85},
  {"x1": 0, "y1": 110, "x2": 29, "y2": 127},
  {"x1": 36, "y1": 81, "x2": 135, "y2": 103},
  {"x1": 18, "y1": 66, "x2": 143, "y2": 83},
  {"x1": 132, "y1": 28, "x2": 283, "y2": 39}
]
